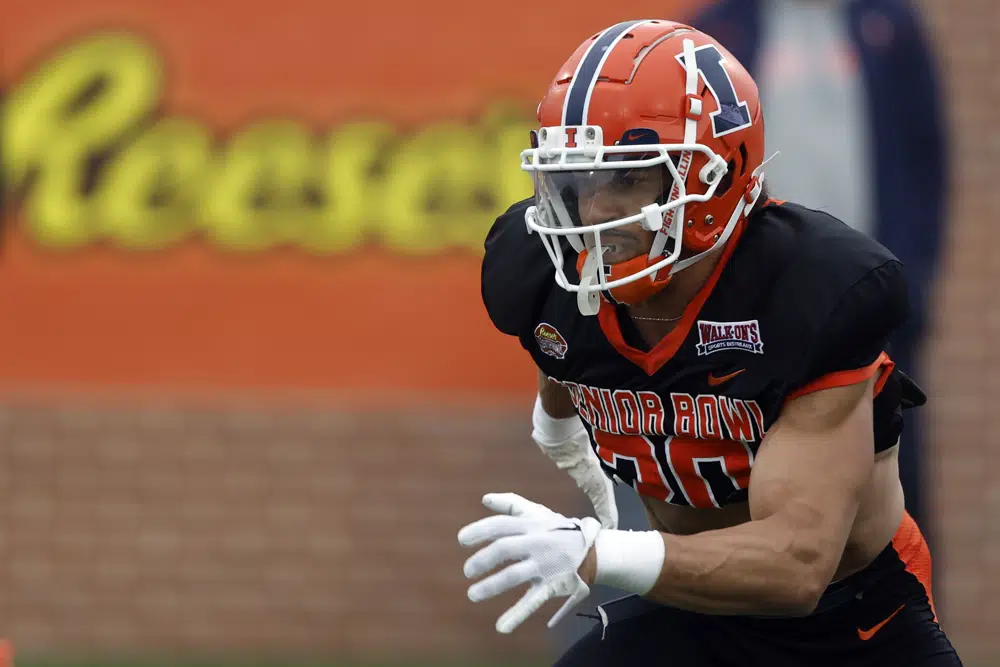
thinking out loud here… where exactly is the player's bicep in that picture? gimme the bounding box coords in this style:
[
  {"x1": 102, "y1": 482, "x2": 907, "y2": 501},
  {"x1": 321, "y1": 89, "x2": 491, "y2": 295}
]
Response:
[
  {"x1": 748, "y1": 377, "x2": 875, "y2": 579},
  {"x1": 537, "y1": 369, "x2": 576, "y2": 419}
]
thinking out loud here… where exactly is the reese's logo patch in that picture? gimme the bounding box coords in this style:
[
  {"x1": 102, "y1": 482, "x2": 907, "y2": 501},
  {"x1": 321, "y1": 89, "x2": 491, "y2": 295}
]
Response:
[{"x1": 534, "y1": 322, "x2": 569, "y2": 359}]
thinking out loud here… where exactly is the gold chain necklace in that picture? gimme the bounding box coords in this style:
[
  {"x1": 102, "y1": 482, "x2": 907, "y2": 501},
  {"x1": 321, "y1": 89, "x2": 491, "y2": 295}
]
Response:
[{"x1": 628, "y1": 313, "x2": 684, "y2": 323}]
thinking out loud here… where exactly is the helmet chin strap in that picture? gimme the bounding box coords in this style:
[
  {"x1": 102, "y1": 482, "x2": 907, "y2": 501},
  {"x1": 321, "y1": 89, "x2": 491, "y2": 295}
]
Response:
[
  {"x1": 577, "y1": 251, "x2": 603, "y2": 316},
  {"x1": 647, "y1": 37, "x2": 702, "y2": 266}
]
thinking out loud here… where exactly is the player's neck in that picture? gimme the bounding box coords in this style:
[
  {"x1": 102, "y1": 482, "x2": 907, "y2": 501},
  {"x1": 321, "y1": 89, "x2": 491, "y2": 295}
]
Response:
[{"x1": 626, "y1": 250, "x2": 723, "y2": 323}]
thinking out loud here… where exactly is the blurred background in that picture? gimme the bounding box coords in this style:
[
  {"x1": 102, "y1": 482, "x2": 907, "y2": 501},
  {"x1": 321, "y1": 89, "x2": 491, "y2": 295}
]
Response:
[{"x1": 0, "y1": 0, "x2": 997, "y2": 665}]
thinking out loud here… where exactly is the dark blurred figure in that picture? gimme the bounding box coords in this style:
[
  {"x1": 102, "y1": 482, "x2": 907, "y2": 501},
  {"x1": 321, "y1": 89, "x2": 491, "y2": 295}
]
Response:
[{"x1": 688, "y1": 0, "x2": 948, "y2": 541}]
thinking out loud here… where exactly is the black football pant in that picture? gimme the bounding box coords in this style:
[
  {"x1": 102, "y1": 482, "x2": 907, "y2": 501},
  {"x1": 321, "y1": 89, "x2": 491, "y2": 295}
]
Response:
[{"x1": 555, "y1": 513, "x2": 961, "y2": 667}]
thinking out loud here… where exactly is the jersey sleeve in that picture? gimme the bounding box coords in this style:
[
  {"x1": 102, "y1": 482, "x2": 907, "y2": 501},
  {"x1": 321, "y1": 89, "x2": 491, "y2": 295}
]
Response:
[
  {"x1": 785, "y1": 258, "x2": 910, "y2": 401},
  {"x1": 481, "y1": 198, "x2": 556, "y2": 338}
]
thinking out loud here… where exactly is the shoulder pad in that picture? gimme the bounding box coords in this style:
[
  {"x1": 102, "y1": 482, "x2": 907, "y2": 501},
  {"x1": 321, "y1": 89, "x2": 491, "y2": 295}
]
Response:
[
  {"x1": 768, "y1": 203, "x2": 904, "y2": 324},
  {"x1": 753, "y1": 203, "x2": 910, "y2": 384},
  {"x1": 481, "y1": 198, "x2": 557, "y2": 337}
]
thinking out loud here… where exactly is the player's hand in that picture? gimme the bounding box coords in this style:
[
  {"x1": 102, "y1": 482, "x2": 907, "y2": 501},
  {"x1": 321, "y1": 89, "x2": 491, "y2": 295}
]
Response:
[
  {"x1": 533, "y1": 425, "x2": 619, "y2": 529},
  {"x1": 458, "y1": 492, "x2": 601, "y2": 634}
]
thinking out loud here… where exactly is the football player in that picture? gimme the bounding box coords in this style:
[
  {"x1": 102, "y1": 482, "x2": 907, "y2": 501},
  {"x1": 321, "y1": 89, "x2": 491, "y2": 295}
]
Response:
[{"x1": 460, "y1": 19, "x2": 962, "y2": 666}]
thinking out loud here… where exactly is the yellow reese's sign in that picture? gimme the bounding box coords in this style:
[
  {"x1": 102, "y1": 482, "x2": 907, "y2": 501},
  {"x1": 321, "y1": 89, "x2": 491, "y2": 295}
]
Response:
[{"x1": 3, "y1": 34, "x2": 536, "y2": 254}]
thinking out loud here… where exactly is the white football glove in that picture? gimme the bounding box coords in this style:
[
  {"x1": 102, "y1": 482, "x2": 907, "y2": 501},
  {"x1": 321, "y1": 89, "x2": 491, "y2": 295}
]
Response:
[
  {"x1": 458, "y1": 492, "x2": 602, "y2": 634},
  {"x1": 532, "y1": 399, "x2": 619, "y2": 530}
]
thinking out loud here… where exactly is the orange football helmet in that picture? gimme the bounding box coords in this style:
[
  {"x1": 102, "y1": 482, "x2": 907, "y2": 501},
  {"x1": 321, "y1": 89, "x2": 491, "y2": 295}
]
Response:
[{"x1": 521, "y1": 20, "x2": 768, "y2": 315}]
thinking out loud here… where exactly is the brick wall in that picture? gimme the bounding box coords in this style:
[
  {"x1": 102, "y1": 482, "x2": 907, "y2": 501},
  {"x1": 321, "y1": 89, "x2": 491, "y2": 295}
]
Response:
[
  {"x1": 918, "y1": 0, "x2": 1000, "y2": 663},
  {"x1": 1, "y1": 1, "x2": 999, "y2": 665},
  {"x1": 0, "y1": 399, "x2": 578, "y2": 663}
]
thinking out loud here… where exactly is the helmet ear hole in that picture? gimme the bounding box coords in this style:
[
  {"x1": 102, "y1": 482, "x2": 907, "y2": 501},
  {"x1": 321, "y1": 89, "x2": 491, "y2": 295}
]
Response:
[
  {"x1": 739, "y1": 142, "x2": 749, "y2": 176},
  {"x1": 714, "y1": 160, "x2": 736, "y2": 198}
]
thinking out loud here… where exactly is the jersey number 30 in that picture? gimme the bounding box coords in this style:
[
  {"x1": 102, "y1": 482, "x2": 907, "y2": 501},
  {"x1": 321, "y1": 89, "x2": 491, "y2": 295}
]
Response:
[{"x1": 592, "y1": 429, "x2": 753, "y2": 508}]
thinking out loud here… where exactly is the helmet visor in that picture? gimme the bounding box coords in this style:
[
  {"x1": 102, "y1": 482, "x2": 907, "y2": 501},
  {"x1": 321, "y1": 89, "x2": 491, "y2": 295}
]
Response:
[{"x1": 532, "y1": 164, "x2": 670, "y2": 263}]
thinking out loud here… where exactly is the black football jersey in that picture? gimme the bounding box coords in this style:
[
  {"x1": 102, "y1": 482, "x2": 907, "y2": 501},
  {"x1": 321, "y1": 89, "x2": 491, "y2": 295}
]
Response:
[{"x1": 482, "y1": 198, "x2": 926, "y2": 509}]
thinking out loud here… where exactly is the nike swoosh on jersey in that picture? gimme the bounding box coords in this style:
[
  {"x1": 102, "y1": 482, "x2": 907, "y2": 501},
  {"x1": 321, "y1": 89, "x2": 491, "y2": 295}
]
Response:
[
  {"x1": 857, "y1": 604, "x2": 905, "y2": 641},
  {"x1": 707, "y1": 368, "x2": 745, "y2": 387}
]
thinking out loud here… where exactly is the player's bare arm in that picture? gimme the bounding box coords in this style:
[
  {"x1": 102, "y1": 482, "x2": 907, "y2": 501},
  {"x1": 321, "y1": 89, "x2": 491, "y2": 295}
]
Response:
[
  {"x1": 578, "y1": 376, "x2": 879, "y2": 616},
  {"x1": 538, "y1": 370, "x2": 576, "y2": 419}
]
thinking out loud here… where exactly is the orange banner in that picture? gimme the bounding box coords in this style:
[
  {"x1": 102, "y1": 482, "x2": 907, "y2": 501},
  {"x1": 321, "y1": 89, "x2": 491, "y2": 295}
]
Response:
[{"x1": 1, "y1": 0, "x2": 695, "y2": 397}]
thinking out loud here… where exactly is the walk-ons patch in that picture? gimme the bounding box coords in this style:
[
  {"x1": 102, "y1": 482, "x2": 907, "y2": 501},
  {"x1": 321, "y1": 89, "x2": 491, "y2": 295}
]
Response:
[{"x1": 696, "y1": 319, "x2": 764, "y2": 356}]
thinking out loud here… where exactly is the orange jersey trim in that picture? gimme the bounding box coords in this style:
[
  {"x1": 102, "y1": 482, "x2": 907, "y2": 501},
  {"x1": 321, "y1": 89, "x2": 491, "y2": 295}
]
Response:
[
  {"x1": 597, "y1": 220, "x2": 747, "y2": 376},
  {"x1": 892, "y1": 511, "x2": 937, "y2": 622},
  {"x1": 786, "y1": 351, "x2": 894, "y2": 402}
]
